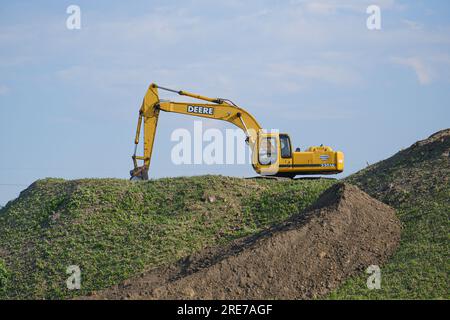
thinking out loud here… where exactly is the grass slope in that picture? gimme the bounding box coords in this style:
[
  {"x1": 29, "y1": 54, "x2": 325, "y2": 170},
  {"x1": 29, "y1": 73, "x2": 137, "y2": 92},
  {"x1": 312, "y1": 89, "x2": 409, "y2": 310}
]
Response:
[
  {"x1": 329, "y1": 129, "x2": 450, "y2": 299},
  {"x1": 0, "y1": 176, "x2": 334, "y2": 299},
  {"x1": 1, "y1": 129, "x2": 448, "y2": 300}
]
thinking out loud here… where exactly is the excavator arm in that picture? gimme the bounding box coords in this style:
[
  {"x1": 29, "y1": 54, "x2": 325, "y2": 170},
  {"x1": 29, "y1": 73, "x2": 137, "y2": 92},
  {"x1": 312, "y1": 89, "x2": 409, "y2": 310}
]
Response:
[{"x1": 130, "y1": 83, "x2": 262, "y2": 180}]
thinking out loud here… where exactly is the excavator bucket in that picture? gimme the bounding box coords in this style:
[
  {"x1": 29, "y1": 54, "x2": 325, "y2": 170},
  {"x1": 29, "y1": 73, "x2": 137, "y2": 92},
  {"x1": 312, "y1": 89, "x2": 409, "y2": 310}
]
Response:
[{"x1": 130, "y1": 166, "x2": 149, "y2": 181}]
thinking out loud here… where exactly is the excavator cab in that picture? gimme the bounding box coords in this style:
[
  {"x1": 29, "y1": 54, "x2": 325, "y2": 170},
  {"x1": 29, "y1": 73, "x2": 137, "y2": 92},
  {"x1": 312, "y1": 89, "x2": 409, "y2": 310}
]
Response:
[{"x1": 253, "y1": 133, "x2": 344, "y2": 177}]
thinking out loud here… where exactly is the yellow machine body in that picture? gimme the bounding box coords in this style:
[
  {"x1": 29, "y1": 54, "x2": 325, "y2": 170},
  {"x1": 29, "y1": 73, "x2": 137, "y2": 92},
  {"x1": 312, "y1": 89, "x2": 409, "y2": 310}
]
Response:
[
  {"x1": 131, "y1": 83, "x2": 344, "y2": 179},
  {"x1": 252, "y1": 133, "x2": 344, "y2": 177}
]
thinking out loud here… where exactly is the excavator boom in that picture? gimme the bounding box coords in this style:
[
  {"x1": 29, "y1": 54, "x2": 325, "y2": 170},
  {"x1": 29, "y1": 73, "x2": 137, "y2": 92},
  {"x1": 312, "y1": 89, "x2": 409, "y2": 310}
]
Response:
[{"x1": 130, "y1": 83, "x2": 344, "y2": 180}]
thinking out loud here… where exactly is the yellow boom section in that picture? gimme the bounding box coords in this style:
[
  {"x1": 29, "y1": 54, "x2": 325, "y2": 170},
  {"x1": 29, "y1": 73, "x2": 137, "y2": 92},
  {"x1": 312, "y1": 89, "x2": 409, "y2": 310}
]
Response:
[{"x1": 131, "y1": 83, "x2": 262, "y2": 179}]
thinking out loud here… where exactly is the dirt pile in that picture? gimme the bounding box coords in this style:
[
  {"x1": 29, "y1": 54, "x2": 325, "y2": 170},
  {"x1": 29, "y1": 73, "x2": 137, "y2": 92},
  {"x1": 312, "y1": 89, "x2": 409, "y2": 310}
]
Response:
[
  {"x1": 88, "y1": 183, "x2": 401, "y2": 299},
  {"x1": 347, "y1": 128, "x2": 450, "y2": 206}
]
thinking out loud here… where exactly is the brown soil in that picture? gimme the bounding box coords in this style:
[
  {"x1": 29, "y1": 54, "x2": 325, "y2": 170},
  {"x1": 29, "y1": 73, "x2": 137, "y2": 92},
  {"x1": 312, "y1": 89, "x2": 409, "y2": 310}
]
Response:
[{"x1": 85, "y1": 183, "x2": 401, "y2": 300}]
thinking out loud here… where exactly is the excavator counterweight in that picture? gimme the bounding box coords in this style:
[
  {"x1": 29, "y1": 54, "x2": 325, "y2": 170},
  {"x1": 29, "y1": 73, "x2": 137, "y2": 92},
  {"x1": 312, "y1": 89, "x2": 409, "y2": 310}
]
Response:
[{"x1": 130, "y1": 83, "x2": 344, "y2": 180}]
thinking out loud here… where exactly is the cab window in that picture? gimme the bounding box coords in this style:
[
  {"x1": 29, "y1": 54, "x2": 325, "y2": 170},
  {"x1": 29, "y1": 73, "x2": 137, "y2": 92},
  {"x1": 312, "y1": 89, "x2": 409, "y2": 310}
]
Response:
[
  {"x1": 280, "y1": 134, "x2": 292, "y2": 158},
  {"x1": 259, "y1": 137, "x2": 278, "y2": 165}
]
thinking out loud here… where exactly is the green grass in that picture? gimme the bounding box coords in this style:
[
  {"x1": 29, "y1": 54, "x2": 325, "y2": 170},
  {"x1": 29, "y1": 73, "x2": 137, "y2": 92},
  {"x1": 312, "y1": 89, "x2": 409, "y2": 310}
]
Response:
[
  {"x1": 0, "y1": 132, "x2": 448, "y2": 300},
  {"x1": 328, "y1": 190, "x2": 449, "y2": 299},
  {"x1": 0, "y1": 259, "x2": 8, "y2": 295},
  {"x1": 0, "y1": 175, "x2": 334, "y2": 299}
]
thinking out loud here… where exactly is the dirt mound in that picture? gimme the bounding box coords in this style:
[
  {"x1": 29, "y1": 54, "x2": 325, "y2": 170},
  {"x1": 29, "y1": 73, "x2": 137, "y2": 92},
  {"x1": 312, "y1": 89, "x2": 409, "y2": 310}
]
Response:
[
  {"x1": 347, "y1": 128, "x2": 450, "y2": 206},
  {"x1": 87, "y1": 183, "x2": 401, "y2": 299},
  {"x1": 416, "y1": 128, "x2": 450, "y2": 146}
]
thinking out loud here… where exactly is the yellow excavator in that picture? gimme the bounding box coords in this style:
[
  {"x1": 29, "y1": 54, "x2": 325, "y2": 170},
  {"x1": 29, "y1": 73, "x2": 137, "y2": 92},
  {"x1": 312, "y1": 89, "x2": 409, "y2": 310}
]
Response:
[{"x1": 130, "y1": 83, "x2": 344, "y2": 180}]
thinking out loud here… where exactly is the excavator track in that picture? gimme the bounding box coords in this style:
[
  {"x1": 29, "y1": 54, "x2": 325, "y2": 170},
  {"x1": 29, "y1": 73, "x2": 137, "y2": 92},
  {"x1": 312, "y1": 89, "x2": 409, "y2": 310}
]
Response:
[
  {"x1": 244, "y1": 176, "x2": 292, "y2": 181},
  {"x1": 245, "y1": 176, "x2": 338, "y2": 181}
]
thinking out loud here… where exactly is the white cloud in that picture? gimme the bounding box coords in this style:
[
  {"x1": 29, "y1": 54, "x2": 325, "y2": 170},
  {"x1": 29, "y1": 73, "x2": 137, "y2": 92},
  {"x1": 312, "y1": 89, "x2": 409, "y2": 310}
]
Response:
[
  {"x1": 0, "y1": 85, "x2": 10, "y2": 96},
  {"x1": 391, "y1": 57, "x2": 433, "y2": 85},
  {"x1": 266, "y1": 62, "x2": 361, "y2": 87},
  {"x1": 279, "y1": 106, "x2": 354, "y2": 120},
  {"x1": 402, "y1": 19, "x2": 423, "y2": 30},
  {"x1": 2, "y1": 0, "x2": 449, "y2": 98},
  {"x1": 431, "y1": 54, "x2": 450, "y2": 66},
  {"x1": 304, "y1": 2, "x2": 339, "y2": 15},
  {"x1": 293, "y1": 0, "x2": 400, "y2": 15}
]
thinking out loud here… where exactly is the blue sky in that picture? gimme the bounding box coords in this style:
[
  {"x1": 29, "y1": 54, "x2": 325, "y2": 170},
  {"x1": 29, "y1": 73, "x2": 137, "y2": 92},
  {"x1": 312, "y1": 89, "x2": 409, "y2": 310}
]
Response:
[{"x1": 1, "y1": 0, "x2": 449, "y2": 205}]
